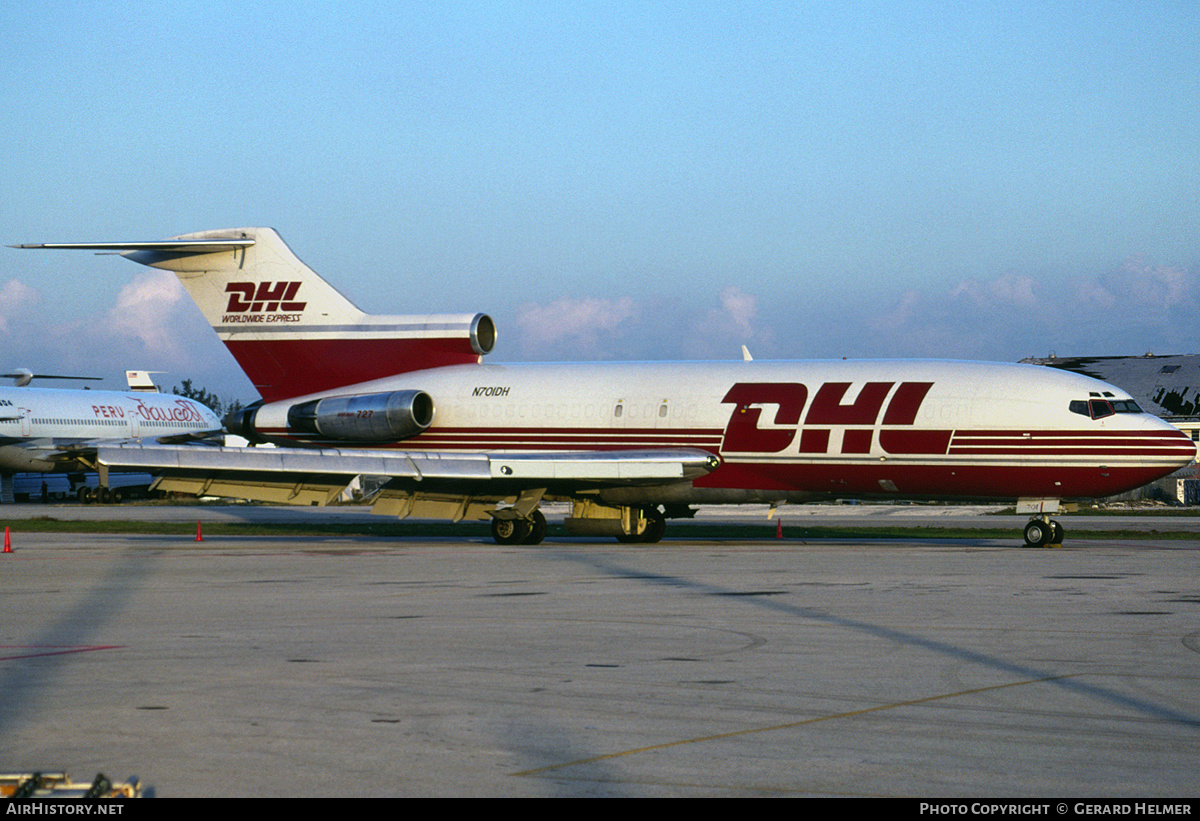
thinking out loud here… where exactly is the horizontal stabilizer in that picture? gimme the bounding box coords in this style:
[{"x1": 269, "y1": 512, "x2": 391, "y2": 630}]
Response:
[
  {"x1": 3, "y1": 368, "x2": 102, "y2": 387},
  {"x1": 11, "y1": 239, "x2": 255, "y2": 254}
]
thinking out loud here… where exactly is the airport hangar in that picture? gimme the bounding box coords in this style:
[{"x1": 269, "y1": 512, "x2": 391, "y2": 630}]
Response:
[{"x1": 1022, "y1": 353, "x2": 1200, "y2": 502}]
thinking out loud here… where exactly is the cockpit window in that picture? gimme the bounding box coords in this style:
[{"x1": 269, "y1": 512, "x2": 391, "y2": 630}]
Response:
[{"x1": 1071, "y1": 398, "x2": 1143, "y2": 419}]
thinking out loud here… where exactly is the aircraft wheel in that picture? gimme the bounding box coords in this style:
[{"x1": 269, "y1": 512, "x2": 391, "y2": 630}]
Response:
[
  {"x1": 77, "y1": 486, "x2": 92, "y2": 504},
  {"x1": 491, "y1": 516, "x2": 531, "y2": 545},
  {"x1": 520, "y1": 510, "x2": 547, "y2": 545},
  {"x1": 615, "y1": 528, "x2": 641, "y2": 543},
  {"x1": 111, "y1": 487, "x2": 125, "y2": 504},
  {"x1": 1050, "y1": 520, "x2": 1065, "y2": 544},
  {"x1": 616, "y1": 507, "x2": 666, "y2": 544},
  {"x1": 1023, "y1": 519, "x2": 1052, "y2": 548},
  {"x1": 96, "y1": 487, "x2": 113, "y2": 504},
  {"x1": 641, "y1": 508, "x2": 666, "y2": 544}
]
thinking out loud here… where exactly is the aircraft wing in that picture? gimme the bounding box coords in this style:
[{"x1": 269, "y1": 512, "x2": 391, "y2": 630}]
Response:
[
  {"x1": 45, "y1": 442, "x2": 104, "y2": 463},
  {"x1": 36, "y1": 435, "x2": 222, "y2": 468},
  {"x1": 96, "y1": 443, "x2": 721, "y2": 518},
  {"x1": 154, "y1": 429, "x2": 226, "y2": 445}
]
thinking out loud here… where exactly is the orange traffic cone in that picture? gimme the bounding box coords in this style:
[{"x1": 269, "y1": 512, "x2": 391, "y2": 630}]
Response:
[
  {"x1": 775, "y1": 518, "x2": 783, "y2": 539},
  {"x1": 3, "y1": 526, "x2": 10, "y2": 553},
  {"x1": 195, "y1": 521, "x2": 204, "y2": 542}
]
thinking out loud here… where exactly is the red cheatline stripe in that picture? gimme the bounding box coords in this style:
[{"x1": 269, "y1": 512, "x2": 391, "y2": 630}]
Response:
[
  {"x1": 950, "y1": 430, "x2": 1194, "y2": 456},
  {"x1": 952, "y1": 436, "x2": 1187, "y2": 446},
  {"x1": 948, "y1": 448, "x2": 1194, "y2": 456},
  {"x1": 255, "y1": 427, "x2": 726, "y2": 448},
  {"x1": 412, "y1": 436, "x2": 724, "y2": 441},
  {"x1": 426, "y1": 426, "x2": 726, "y2": 435},
  {"x1": 411, "y1": 443, "x2": 724, "y2": 449},
  {"x1": 950, "y1": 442, "x2": 1195, "y2": 450},
  {"x1": 956, "y1": 430, "x2": 1186, "y2": 438},
  {"x1": 257, "y1": 426, "x2": 725, "y2": 436},
  {"x1": 421, "y1": 434, "x2": 722, "y2": 441},
  {"x1": 417, "y1": 433, "x2": 723, "y2": 441}
]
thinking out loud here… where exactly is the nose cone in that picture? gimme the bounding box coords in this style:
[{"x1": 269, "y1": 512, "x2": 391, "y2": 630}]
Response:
[
  {"x1": 1163, "y1": 423, "x2": 1198, "y2": 467},
  {"x1": 1135, "y1": 414, "x2": 1198, "y2": 473}
]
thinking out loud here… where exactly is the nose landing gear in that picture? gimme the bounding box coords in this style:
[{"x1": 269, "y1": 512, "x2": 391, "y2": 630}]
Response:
[{"x1": 1023, "y1": 515, "x2": 1065, "y2": 547}]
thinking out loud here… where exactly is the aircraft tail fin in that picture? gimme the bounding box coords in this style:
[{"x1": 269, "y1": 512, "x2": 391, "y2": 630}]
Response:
[{"x1": 18, "y1": 228, "x2": 495, "y2": 402}]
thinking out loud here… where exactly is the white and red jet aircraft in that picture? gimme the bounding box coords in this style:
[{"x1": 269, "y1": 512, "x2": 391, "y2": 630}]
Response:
[
  {"x1": 18, "y1": 228, "x2": 1196, "y2": 545},
  {"x1": 0, "y1": 370, "x2": 221, "y2": 503}
]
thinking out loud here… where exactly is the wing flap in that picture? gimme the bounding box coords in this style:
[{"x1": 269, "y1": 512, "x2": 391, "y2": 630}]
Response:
[
  {"x1": 153, "y1": 476, "x2": 348, "y2": 507},
  {"x1": 100, "y1": 443, "x2": 493, "y2": 481}
]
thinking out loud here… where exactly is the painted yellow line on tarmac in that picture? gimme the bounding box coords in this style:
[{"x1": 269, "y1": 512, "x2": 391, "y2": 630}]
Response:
[{"x1": 511, "y1": 673, "x2": 1080, "y2": 777}]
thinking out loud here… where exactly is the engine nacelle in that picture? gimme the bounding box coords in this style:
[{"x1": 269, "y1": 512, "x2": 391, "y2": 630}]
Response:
[
  {"x1": 286, "y1": 390, "x2": 434, "y2": 442},
  {"x1": 224, "y1": 402, "x2": 266, "y2": 444}
]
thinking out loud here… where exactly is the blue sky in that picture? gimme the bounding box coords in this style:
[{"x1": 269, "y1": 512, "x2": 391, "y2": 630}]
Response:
[{"x1": 2, "y1": 1, "x2": 1198, "y2": 402}]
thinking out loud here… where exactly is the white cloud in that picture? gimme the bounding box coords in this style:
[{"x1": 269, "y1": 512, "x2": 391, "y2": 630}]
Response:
[
  {"x1": 0, "y1": 270, "x2": 259, "y2": 398},
  {"x1": 686, "y1": 284, "x2": 778, "y2": 359},
  {"x1": 716, "y1": 285, "x2": 757, "y2": 338},
  {"x1": 513, "y1": 295, "x2": 640, "y2": 357},
  {"x1": 1114, "y1": 256, "x2": 1195, "y2": 312},
  {"x1": 1070, "y1": 278, "x2": 1118, "y2": 312},
  {"x1": 948, "y1": 269, "x2": 1038, "y2": 308},
  {"x1": 870, "y1": 288, "x2": 921, "y2": 333},
  {"x1": 506, "y1": 285, "x2": 783, "y2": 362},
  {"x1": 0, "y1": 279, "x2": 42, "y2": 334},
  {"x1": 500, "y1": 255, "x2": 1200, "y2": 366},
  {"x1": 857, "y1": 255, "x2": 1200, "y2": 361},
  {"x1": 104, "y1": 271, "x2": 191, "y2": 360}
]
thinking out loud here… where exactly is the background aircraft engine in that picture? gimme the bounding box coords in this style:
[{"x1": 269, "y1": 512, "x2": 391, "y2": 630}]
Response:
[{"x1": 286, "y1": 390, "x2": 434, "y2": 442}]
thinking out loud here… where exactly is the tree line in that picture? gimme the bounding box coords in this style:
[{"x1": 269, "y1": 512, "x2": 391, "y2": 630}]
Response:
[{"x1": 171, "y1": 379, "x2": 248, "y2": 418}]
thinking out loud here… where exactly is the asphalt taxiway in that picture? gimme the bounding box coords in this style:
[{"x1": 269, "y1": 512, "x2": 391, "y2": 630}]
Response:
[
  {"x1": 1, "y1": 506, "x2": 1198, "y2": 797},
  {"x1": 7, "y1": 499, "x2": 1197, "y2": 533}
]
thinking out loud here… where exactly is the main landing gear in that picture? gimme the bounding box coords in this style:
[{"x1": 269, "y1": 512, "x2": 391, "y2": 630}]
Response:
[
  {"x1": 615, "y1": 506, "x2": 666, "y2": 544},
  {"x1": 490, "y1": 509, "x2": 547, "y2": 545},
  {"x1": 1023, "y1": 515, "x2": 1065, "y2": 547},
  {"x1": 489, "y1": 504, "x2": 670, "y2": 545}
]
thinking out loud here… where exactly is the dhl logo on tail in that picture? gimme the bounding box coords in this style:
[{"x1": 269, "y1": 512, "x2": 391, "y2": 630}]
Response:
[{"x1": 224, "y1": 281, "x2": 307, "y2": 314}]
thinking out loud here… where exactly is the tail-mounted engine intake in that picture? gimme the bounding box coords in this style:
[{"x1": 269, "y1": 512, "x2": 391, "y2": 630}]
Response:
[
  {"x1": 286, "y1": 390, "x2": 434, "y2": 442},
  {"x1": 224, "y1": 403, "x2": 266, "y2": 444}
]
